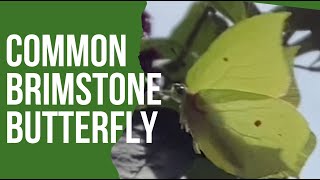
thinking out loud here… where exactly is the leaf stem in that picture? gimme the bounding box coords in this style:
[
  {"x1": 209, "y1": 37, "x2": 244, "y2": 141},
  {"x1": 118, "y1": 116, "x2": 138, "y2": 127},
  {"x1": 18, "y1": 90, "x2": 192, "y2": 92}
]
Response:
[{"x1": 294, "y1": 64, "x2": 320, "y2": 72}]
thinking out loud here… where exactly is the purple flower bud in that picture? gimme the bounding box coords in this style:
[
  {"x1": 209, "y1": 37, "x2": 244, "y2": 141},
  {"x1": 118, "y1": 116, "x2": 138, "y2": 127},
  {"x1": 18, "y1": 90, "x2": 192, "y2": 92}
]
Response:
[
  {"x1": 139, "y1": 48, "x2": 162, "y2": 73},
  {"x1": 142, "y1": 11, "x2": 151, "y2": 37}
]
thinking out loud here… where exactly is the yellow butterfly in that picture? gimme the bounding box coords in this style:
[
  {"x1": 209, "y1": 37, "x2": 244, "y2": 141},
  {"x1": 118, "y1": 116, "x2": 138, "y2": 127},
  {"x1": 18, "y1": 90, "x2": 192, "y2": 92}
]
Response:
[{"x1": 177, "y1": 12, "x2": 316, "y2": 179}]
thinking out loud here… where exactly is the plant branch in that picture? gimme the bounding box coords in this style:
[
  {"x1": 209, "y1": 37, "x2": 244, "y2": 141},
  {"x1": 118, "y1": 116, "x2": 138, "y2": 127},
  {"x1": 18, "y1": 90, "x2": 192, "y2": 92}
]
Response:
[{"x1": 294, "y1": 64, "x2": 320, "y2": 72}]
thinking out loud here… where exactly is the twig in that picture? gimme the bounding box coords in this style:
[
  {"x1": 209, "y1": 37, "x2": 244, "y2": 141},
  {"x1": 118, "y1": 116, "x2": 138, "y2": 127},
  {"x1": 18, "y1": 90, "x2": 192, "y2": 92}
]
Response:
[{"x1": 294, "y1": 64, "x2": 320, "y2": 72}]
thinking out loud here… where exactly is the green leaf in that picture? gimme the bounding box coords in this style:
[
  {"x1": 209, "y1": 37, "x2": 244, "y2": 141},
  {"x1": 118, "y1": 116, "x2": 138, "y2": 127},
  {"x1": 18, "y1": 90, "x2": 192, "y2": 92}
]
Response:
[
  {"x1": 162, "y1": 2, "x2": 228, "y2": 83},
  {"x1": 170, "y1": 2, "x2": 215, "y2": 46},
  {"x1": 209, "y1": 1, "x2": 247, "y2": 23}
]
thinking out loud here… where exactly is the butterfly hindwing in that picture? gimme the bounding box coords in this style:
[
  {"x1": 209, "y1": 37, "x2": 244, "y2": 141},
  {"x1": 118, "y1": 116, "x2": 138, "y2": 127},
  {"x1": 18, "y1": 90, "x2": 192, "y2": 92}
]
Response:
[{"x1": 182, "y1": 89, "x2": 315, "y2": 179}]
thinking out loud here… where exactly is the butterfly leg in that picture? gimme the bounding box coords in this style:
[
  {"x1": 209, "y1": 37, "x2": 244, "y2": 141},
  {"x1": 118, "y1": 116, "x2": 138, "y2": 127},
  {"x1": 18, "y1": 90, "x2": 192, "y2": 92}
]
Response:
[
  {"x1": 193, "y1": 141, "x2": 201, "y2": 154},
  {"x1": 180, "y1": 115, "x2": 191, "y2": 133}
]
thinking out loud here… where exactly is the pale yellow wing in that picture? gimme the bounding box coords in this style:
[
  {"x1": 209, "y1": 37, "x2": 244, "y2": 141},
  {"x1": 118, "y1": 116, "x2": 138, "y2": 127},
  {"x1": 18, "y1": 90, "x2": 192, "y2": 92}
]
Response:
[
  {"x1": 182, "y1": 89, "x2": 316, "y2": 178},
  {"x1": 186, "y1": 13, "x2": 291, "y2": 98}
]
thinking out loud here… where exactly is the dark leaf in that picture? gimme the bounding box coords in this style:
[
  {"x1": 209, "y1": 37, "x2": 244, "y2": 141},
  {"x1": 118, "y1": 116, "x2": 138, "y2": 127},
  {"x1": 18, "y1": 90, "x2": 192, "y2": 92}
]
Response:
[
  {"x1": 163, "y1": 2, "x2": 228, "y2": 83},
  {"x1": 186, "y1": 155, "x2": 236, "y2": 179},
  {"x1": 209, "y1": 1, "x2": 248, "y2": 23},
  {"x1": 277, "y1": 7, "x2": 320, "y2": 55},
  {"x1": 245, "y1": 2, "x2": 261, "y2": 17}
]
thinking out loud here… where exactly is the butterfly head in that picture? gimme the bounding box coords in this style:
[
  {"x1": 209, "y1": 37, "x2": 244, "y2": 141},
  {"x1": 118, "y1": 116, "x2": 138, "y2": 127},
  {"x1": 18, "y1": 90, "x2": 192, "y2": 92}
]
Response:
[{"x1": 170, "y1": 83, "x2": 187, "y2": 103}]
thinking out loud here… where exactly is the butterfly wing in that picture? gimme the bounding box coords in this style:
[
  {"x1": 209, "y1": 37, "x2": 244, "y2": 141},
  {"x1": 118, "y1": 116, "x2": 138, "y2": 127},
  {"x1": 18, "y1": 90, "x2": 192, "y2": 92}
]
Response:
[
  {"x1": 281, "y1": 46, "x2": 300, "y2": 106},
  {"x1": 186, "y1": 13, "x2": 291, "y2": 98},
  {"x1": 182, "y1": 89, "x2": 316, "y2": 178}
]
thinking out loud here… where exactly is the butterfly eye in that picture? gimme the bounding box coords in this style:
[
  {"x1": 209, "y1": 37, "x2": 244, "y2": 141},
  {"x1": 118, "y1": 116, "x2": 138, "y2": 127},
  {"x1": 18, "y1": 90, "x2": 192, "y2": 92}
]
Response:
[
  {"x1": 169, "y1": 83, "x2": 187, "y2": 103},
  {"x1": 173, "y1": 83, "x2": 186, "y2": 96}
]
